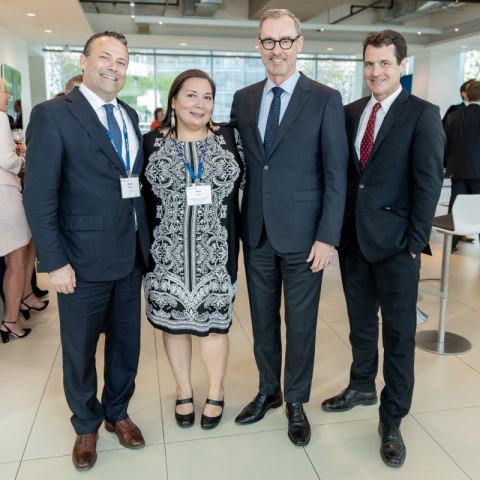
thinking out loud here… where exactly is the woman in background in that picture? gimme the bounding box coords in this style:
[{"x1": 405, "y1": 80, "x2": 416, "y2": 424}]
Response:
[
  {"x1": 143, "y1": 69, "x2": 244, "y2": 430},
  {"x1": 0, "y1": 78, "x2": 48, "y2": 343}
]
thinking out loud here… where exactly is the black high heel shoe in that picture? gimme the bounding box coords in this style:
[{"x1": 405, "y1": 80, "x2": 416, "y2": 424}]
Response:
[
  {"x1": 175, "y1": 397, "x2": 195, "y2": 428},
  {"x1": 200, "y1": 398, "x2": 224, "y2": 430},
  {"x1": 1, "y1": 320, "x2": 31, "y2": 343},
  {"x1": 20, "y1": 292, "x2": 49, "y2": 320}
]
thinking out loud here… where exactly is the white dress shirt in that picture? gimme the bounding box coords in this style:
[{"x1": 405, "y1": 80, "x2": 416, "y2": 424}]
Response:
[
  {"x1": 79, "y1": 83, "x2": 139, "y2": 172},
  {"x1": 258, "y1": 71, "x2": 301, "y2": 141},
  {"x1": 354, "y1": 85, "x2": 403, "y2": 161}
]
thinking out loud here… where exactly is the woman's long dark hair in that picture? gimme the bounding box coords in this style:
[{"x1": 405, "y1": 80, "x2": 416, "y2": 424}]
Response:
[{"x1": 160, "y1": 69, "x2": 217, "y2": 137}]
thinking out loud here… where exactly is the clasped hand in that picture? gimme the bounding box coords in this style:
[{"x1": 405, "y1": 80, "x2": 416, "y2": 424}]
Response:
[
  {"x1": 306, "y1": 241, "x2": 335, "y2": 273},
  {"x1": 49, "y1": 264, "x2": 77, "y2": 294}
]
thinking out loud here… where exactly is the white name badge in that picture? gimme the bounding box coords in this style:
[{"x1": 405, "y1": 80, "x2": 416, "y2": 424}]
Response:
[
  {"x1": 120, "y1": 176, "x2": 141, "y2": 199},
  {"x1": 186, "y1": 184, "x2": 212, "y2": 206}
]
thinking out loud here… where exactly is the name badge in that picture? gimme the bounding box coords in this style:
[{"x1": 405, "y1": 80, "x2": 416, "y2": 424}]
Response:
[
  {"x1": 120, "y1": 176, "x2": 141, "y2": 199},
  {"x1": 186, "y1": 184, "x2": 212, "y2": 206}
]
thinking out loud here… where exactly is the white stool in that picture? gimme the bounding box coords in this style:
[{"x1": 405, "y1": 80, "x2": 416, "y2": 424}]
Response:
[{"x1": 416, "y1": 194, "x2": 480, "y2": 355}]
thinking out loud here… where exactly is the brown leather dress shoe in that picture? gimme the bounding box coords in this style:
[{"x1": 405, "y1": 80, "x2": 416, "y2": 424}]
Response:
[
  {"x1": 105, "y1": 417, "x2": 145, "y2": 449},
  {"x1": 72, "y1": 433, "x2": 98, "y2": 470}
]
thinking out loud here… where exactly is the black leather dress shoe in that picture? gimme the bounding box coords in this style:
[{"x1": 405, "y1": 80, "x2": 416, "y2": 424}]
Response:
[
  {"x1": 286, "y1": 402, "x2": 310, "y2": 446},
  {"x1": 378, "y1": 422, "x2": 406, "y2": 468},
  {"x1": 235, "y1": 390, "x2": 283, "y2": 425},
  {"x1": 321, "y1": 388, "x2": 377, "y2": 412}
]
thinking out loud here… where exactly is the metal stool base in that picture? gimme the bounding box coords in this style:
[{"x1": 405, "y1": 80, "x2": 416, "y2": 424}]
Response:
[{"x1": 416, "y1": 330, "x2": 472, "y2": 355}]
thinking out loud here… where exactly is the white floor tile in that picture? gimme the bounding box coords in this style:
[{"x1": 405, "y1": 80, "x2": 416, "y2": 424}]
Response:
[{"x1": 166, "y1": 430, "x2": 318, "y2": 480}]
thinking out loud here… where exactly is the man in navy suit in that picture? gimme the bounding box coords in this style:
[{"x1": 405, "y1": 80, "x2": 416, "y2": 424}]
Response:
[
  {"x1": 24, "y1": 31, "x2": 150, "y2": 470},
  {"x1": 231, "y1": 8, "x2": 348, "y2": 446},
  {"x1": 321, "y1": 30, "x2": 444, "y2": 467},
  {"x1": 444, "y1": 80, "x2": 480, "y2": 249}
]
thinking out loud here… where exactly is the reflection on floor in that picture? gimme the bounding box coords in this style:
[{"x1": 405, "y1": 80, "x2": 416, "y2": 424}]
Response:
[{"x1": 1, "y1": 190, "x2": 480, "y2": 480}]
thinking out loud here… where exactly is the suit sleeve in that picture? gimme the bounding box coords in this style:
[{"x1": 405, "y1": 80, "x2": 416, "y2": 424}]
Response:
[
  {"x1": 315, "y1": 90, "x2": 349, "y2": 246},
  {"x1": 408, "y1": 104, "x2": 445, "y2": 254},
  {"x1": 229, "y1": 92, "x2": 238, "y2": 128},
  {"x1": 23, "y1": 103, "x2": 69, "y2": 272}
]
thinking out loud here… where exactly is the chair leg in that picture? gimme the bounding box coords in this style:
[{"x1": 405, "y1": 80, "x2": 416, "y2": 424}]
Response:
[
  {"x1": 416, "y1": 233, "x2": 472, "y2": 355},
  {"x1": 437, "y1": 233, "x2": 452, "y2": 344}
]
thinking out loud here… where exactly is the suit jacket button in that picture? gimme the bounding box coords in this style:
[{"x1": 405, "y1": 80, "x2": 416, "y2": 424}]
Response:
[
  {"x1": 359, "y1": 184, "x2": 365, "y2": 189},
  {"x1": 264, "y1": 165, "x2": 270, "y2": 171}
]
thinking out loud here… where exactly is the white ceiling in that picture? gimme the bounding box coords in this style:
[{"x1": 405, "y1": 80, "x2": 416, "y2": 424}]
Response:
[{"x1": 1, "y1": 0, "x2": 480, "y2": 54}]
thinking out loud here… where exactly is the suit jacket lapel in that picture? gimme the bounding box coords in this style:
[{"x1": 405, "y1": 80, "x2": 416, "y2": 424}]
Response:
[
  {"x1": 118, "y1": 98, "x2": 143, "y2": 176},
  {"x1": 366, "y1": 89, "x2": 408, "y2": 169},
  {"x1": 267, "y1": 73, "x2": 310, "y2": 159},
  {"x1": 65, "y1": 88, "x2": 128, "y2": 175},
  {"x1": 249, "y1": 81, "x2": 265, "y2": 158}
]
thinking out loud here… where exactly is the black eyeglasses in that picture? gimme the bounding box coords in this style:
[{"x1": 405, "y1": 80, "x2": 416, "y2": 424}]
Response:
[{"x1": 258, "y1": 36, "x2": 300, "y2": 50}]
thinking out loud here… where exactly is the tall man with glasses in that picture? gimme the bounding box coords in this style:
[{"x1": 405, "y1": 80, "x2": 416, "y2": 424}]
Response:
[
  {"x1": 230, "y1": 8, "x2": 348, "y2": 446},
  {"x1": 24, "y1": 31, "x2": 150, "y2": 470}
]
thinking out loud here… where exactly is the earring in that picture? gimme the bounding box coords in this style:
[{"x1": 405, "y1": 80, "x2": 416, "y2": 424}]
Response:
[{"x1": 171, "y1": 109, "x2": 176, "y2": 128}]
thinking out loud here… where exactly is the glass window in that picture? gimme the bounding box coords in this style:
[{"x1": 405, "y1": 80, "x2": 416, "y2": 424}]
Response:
[
  {"x1": 465, "y1": 50, "x2": 480, "y2": 80},
  {"x1": 44, "y1": 47, "x2": 363, "y2": 128}
]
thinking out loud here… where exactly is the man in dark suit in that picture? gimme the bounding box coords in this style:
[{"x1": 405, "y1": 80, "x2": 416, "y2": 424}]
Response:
[
  {"x1": 444, "y1": 80, "x2": 480, "y2": 250},
  {"x1": 230, "y1": 9, "x2": 348, "y2": 446},
  {"x1": 442, "y1": 78, "x2": 473, "y2": 126},
  {"x1": 23, "y1": 31, "x2": 150, "y2": 471},
  {"x1": 321, "y1": 30, "x2": 444, "y2": 467}
]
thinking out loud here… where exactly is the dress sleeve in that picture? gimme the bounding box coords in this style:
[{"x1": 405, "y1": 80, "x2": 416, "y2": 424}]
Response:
[
  {"x1": 234, "y1": 128, "x2": 246, "y2": 191},
  {"x1": 0, "y1": 113, "x2": 23, "y2": 175}
]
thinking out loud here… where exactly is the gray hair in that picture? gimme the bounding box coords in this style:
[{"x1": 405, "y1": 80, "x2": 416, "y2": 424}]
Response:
[{"x1": 259, "y1": 9, "x2": 301, "y2": 36}]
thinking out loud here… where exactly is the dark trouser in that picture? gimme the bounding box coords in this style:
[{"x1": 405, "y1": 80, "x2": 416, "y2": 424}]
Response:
[
  {"x1": 339, "y1": 245, "x2": 420, "y2": 428},
  {"x1": 448, "y1": 178, "x2": 480, "y2": 248},
  {"x1": 243, "y1": 234, "x2": 323, "y2": 403},
  {"x1": 57, "y1": 255, "x2": 143, "y2": 434},
  {"x1": 0, "y1": 257, "x2": 5, "y2": 302}
]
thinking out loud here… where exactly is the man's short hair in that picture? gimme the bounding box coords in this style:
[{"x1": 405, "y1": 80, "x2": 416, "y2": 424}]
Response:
[
  {"x1": 363, "y1": 30, "x2": 407, "y2": 65},
  {"x1": 65, "y1": 74, "x2": 83, "y2": 94},
  {"x1": 460, "y1": 79, "x2": 474, "y2": 95},
  {"x1": 259, "y1": 9, "x2": 301, "y2": 36},
  {"x1": 466, "y1": 80, "x2": 480, "y2": 102},
  {"x1": 82, "y1": 31, "x2": 128, "y2": 56}
]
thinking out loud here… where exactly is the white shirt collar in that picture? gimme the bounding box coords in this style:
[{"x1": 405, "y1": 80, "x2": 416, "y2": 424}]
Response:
[
  {"x1": 79, "y1": 83, "x2": 118, "y2": 111},
  {"x1": 367, "y1": 84, "x2": 403, "y2": 114},
  {"x1": 264, "y1": 70, "x2": 300, "y2": 96}
]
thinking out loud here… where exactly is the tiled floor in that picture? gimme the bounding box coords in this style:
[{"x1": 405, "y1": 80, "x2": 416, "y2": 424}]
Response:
[{"x1": 1, "y1": 188, "x2": 480, "y2": 479}]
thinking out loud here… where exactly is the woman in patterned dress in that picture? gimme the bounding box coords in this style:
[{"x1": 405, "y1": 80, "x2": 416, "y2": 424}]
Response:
[{"x1": 143, "y1": 70, "x2": 244, "y2": 430}]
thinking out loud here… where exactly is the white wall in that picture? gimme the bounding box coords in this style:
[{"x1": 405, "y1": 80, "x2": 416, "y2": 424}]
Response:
[
  {"x1": 412, "y1": 49, "x2": 464, "y2": 116},
  {"x1": 28, "y1": 55, "x2": 47, "y2": 108},
  {"x1": 0, "y1": 24, "x2": 32, "y2": 125}
]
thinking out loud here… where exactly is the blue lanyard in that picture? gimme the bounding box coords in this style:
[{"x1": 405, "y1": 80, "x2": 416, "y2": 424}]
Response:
[
  {"x1": 174, "y1": 138, "x2": 208, "y2": 183},
  {"x1": 106, "y1": 107, "x2": 131, "y2": 174}
]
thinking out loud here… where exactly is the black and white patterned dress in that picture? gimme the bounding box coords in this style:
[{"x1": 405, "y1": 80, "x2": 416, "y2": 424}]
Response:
[{"x1": 142, "y1": 125, "x2": 244, "y2": 336}]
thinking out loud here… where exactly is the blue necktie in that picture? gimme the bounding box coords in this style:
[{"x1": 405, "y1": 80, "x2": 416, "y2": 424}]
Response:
[
  {"x1": 263, "y1": 86, "x2": 283, "y2": 155},
  {"x1": 104, "y1": 104, "x2": 123, "y2": 155}
]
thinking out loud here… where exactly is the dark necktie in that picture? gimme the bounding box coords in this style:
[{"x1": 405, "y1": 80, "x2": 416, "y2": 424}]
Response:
[
  {"x1": 263, "y1": 86, "x2": 284, "y2": 155},
  {"x1": 104, "y1": 103, "x2": 123, "y2": 155},
  {"x1": 359, "y1": 102, "x2": 381, "y2": 170}
]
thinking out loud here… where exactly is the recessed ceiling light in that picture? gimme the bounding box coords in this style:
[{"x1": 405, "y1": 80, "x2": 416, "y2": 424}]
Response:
[
  {"x1": 44, "y1": 29, "x2": 53, "y2": 33},
  {"x1": 180, "y1": 42, "x2": 188, "y2": 47},
  {"x1": 130, "y1": 1, "x2": 135, "y2": 5},
  {"x1": 158, "y1": 21, "x2": 163, "y2": 25},
  {"x1": 320, "y1": 28, "x2": 325, "y2": 32},
  {"x1": 131, "y1": 14, "x2": 135, "y2": 19},
  {"x1": 26, "y1": 12, "x2": 36, "y2": 17},
  {"x1": 417, "y1": 31, "x2": 422, "y2": 35},
  {"x1": 454, "y1": 28, "x2": 460, "y2": 32}
]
